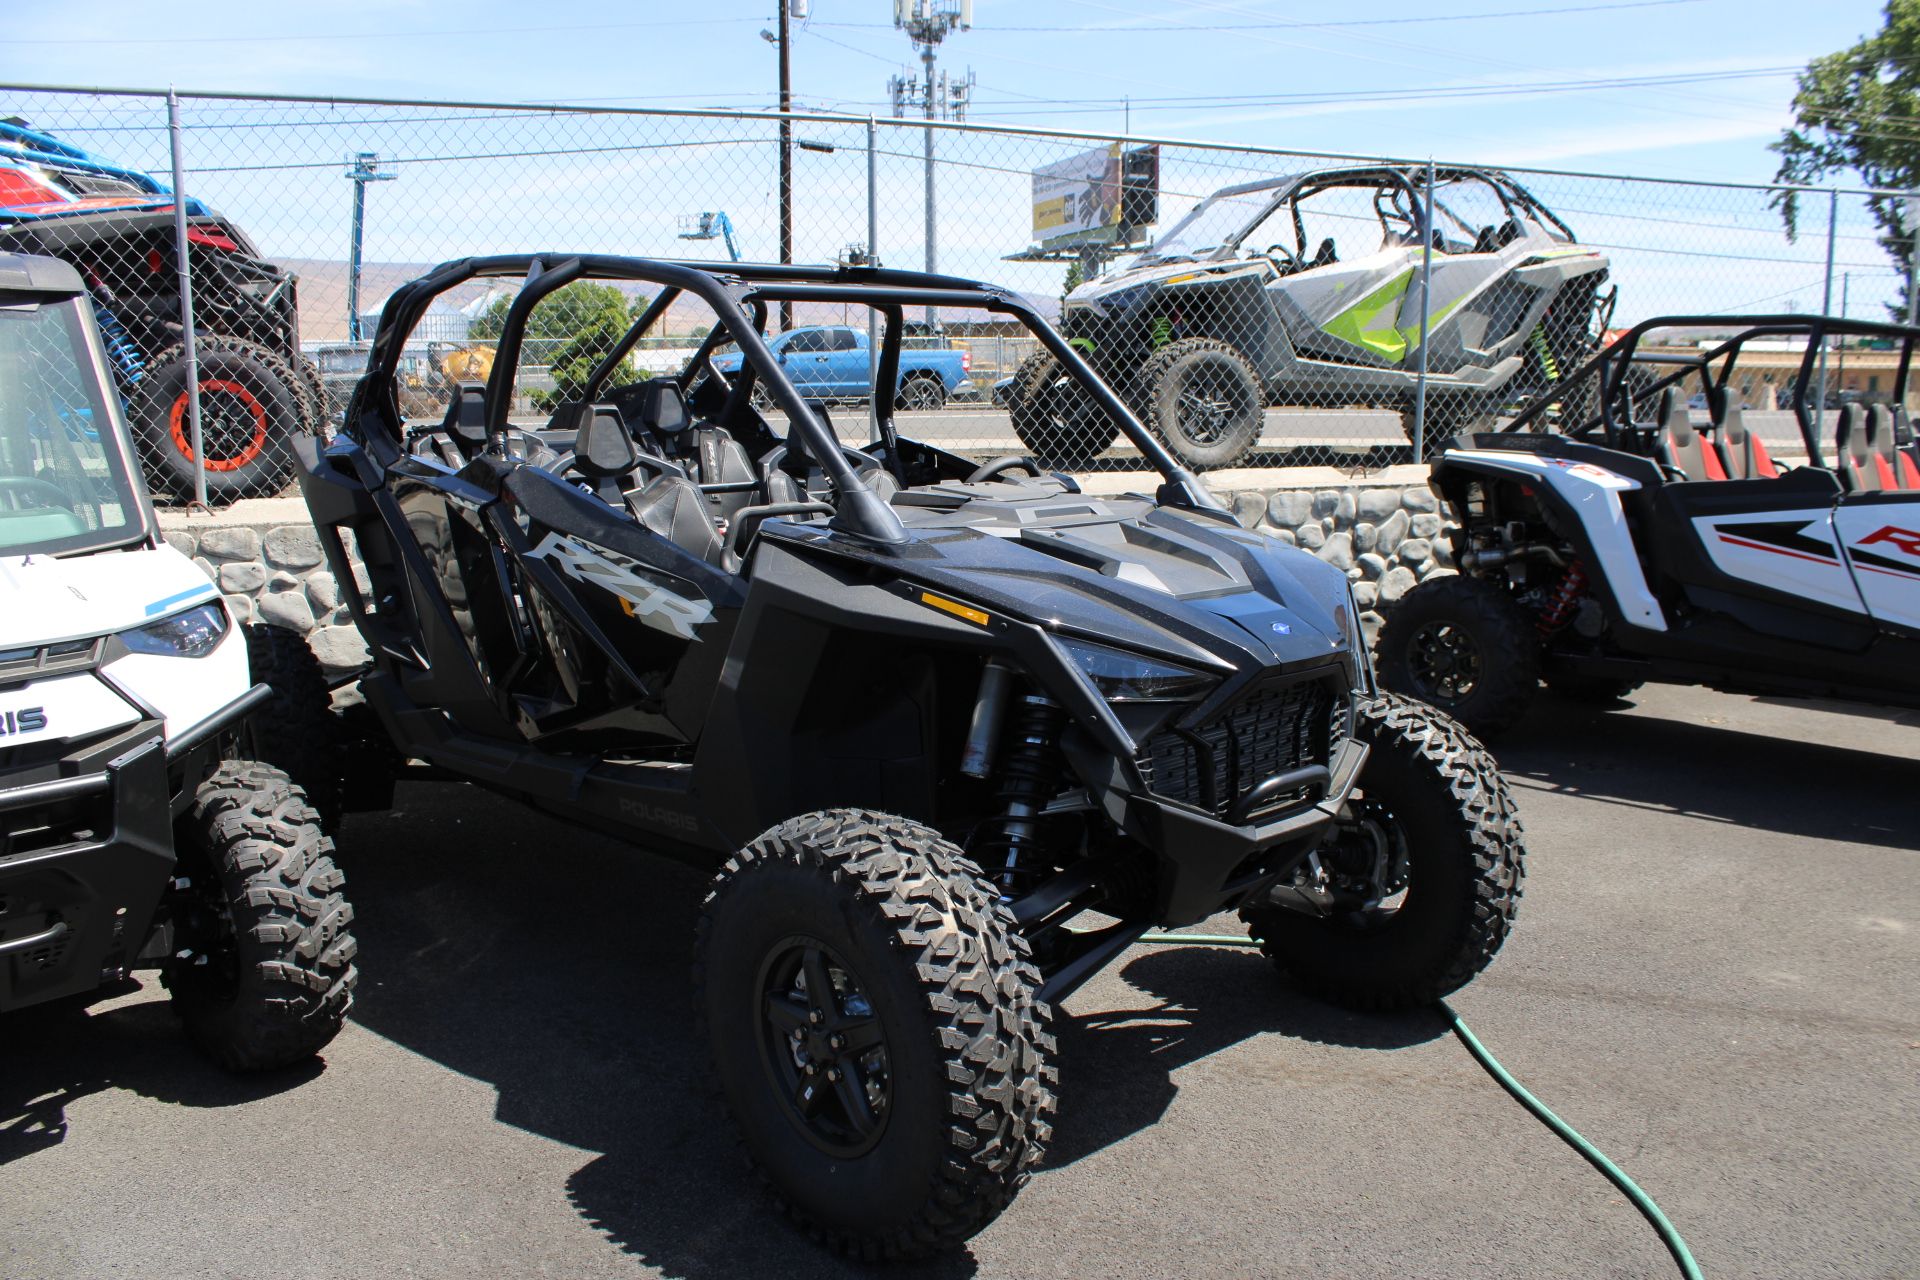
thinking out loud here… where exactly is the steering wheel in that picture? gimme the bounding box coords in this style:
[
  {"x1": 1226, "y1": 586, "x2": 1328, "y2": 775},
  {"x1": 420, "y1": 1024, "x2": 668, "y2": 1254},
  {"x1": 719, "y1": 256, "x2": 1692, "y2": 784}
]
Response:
[
  {"x1": 1263, "y1": 243, "x2": 1300, "y2": 272},
  {"x1": 965, "y1": 455, "x2": 1044, "y2": 484},
  {"x1": 0, "y1": 476, "x2": 76, "y2": 512}
]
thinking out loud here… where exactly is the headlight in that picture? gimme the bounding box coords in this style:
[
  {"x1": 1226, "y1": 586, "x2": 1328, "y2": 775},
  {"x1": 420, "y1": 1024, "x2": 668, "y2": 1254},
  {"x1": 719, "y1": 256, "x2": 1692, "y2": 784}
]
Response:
[
  {"x1": 121, "y1": 601, "x2": 228, "y2": 659},
  {"x1": 1059, "y1": 636, "x2": 1217, "y2": 703}
]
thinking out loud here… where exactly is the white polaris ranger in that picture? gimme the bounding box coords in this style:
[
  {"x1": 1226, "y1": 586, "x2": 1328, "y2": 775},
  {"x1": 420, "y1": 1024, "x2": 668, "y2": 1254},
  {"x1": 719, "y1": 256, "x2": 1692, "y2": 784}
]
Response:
[{"x1": 0, "y1": 252, "x2": 353, "y2": 1070}]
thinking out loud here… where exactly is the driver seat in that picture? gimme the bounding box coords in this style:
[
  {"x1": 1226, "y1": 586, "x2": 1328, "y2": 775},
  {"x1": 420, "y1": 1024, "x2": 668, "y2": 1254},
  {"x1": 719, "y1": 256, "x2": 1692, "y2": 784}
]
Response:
[
  {"x1": 1656, "y1": 390, "x2": 1726, "y2": 482},
  {"x1": 1308, "y1": 237, "x2": 1338, "y2": 269},
  {"x1": 637, "y1": 377, "x2": 763, "y2": 525}
]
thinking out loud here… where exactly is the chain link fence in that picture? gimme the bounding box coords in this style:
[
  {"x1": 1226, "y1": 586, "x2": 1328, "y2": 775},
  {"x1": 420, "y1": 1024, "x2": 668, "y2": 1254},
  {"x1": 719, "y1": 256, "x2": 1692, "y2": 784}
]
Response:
[{"x1": 0, "y1": 84, "x2": 1911, "y2": 502}]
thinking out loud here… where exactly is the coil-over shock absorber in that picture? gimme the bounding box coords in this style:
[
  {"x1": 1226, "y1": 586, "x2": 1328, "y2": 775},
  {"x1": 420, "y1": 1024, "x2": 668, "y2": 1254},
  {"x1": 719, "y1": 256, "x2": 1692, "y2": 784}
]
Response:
[{"x1": 961, "y1": 663, "x2": 1069, "y2": 895}]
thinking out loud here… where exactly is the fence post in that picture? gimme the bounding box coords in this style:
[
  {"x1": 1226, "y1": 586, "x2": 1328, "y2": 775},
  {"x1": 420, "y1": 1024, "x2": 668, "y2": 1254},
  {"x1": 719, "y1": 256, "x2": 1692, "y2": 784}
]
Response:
[
  {"x1": 1411, "y1": 160, "x2": 1436, "y2": 465},
  {"x1": 1814, "y1": 188, "x2": 1837, "y2": 428},
  {"x1": 165, "y1": 88, "x2": 207, "y2": 509},
  {"x1": 1906, "y1": 193, "x2": 1920, "y2": 326},
  {"x1": 867, "y1": 115, "x2": 881, "y2": 443}
]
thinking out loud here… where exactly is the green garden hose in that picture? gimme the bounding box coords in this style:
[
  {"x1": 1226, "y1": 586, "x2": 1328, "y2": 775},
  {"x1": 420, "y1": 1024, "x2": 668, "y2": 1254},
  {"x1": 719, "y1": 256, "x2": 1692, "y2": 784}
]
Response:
[{"x1": 1138, "y1": 932, "x2": 1705, "y2": 1279}]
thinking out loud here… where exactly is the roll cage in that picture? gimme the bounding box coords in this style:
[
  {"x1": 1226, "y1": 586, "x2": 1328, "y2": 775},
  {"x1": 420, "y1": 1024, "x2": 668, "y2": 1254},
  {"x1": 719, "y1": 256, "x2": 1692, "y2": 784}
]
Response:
[
  {"x1": 348, "y1": 255, "x2": 1219, "y2": 542},
  {"x1": 1504, "y1": 313, "x2": 1920, "y2": 470},
  {"x1": 1141, "y1": 164, "x2": 1574, "y2": 265}
]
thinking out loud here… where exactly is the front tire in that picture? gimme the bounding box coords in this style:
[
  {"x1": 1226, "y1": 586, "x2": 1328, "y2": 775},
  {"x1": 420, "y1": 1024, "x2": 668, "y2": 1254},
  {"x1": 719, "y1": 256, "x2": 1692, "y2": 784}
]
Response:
[
  {"x1": 1375, "y1": 574, "x2": 1539, "y2": 739},
  {"x1": 1008, "y1": 351, "x2": 1119, "y2": 468},
  {"x1": 1240, "y1": 694, "x2": 1525, "y2": 1010},
  {"x1": 695, "y1": 809, "x2": 1056, "y2": 1260},
  {"x1": 164, "y1": 761, "x2": 357, "y2": 1070},
  {"x1": 1137, "y1": 337, "x2": 1263, "y2": 470}
]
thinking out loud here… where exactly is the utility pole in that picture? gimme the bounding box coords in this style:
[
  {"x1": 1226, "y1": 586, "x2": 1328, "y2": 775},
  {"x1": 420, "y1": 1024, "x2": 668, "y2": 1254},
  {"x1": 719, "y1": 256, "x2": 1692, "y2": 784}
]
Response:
[
  {"x1": 889, "y1": 0, "x2": 973, "y2": 324},
  {"x1": 764, "y1": 1, "x2": 807, "y2": 332},
  {"x1": 344, "y1": 152, "x2": 396, "y2": 343}
]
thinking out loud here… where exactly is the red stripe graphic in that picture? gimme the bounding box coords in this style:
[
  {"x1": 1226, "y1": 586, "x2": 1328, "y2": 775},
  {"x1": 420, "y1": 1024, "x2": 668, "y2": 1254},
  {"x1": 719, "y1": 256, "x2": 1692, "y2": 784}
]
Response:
[{"x1": 1716, "y1": 533, "x2": 1836, "y2": 566}]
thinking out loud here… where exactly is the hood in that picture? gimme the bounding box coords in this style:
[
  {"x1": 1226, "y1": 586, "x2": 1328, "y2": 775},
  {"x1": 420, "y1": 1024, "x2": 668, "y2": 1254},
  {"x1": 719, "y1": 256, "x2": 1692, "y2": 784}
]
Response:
[
  {"x1": 795, "y1": 483, "x2": 1356, "y2": 679},
  {"x1": 0, "y1": 543, "x2": 217, "y2": 650},
  {"x1": 1064, "y1": 258, "x2": 1271, "y2": 314}
]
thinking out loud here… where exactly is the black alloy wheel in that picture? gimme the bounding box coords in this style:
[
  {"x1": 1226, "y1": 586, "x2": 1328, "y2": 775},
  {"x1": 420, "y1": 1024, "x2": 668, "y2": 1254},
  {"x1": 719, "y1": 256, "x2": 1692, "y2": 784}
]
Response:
[{"x1": 757, "y1": 936, "x2": 892, "y2": 1157}]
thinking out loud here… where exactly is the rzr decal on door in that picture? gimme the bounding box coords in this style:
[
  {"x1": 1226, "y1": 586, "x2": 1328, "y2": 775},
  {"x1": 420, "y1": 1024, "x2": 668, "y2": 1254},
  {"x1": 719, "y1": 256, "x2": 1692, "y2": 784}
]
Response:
[
  {"x1": 1692, "y1": 513, "x2": 1868, "y2": 616},
  {"x1": 1833, "y1": 512, "x2": 1920, "y2": 632},
  {"x1": 530, "y1": 532, "x2": 715, "y2": 640}
]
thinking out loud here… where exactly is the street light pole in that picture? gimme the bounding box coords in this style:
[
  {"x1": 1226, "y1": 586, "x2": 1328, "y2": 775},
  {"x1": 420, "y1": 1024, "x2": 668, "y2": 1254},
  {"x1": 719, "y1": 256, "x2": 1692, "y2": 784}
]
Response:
[{"x1": 345, "y1": 152, "x2": 395, "y2": 343}]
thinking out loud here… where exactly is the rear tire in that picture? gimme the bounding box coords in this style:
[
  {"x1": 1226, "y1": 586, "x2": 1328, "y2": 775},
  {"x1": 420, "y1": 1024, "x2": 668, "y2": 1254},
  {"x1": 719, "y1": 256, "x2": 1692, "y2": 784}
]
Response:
[
  {"x1": 1240, "y1": 694, "x2": 1525, "y2": 1011},
  {"x1": 695, "y1": 808, "x2": 1055, "y2": 1260},
  {"x1": 1138, "y1": 337, "x2": 1263, "y2": 470},
  {"x1": 165, "y1": 761, "x2": 356, "y2": 1071},
  {"x1": 242, "y1": 623, "x2": 344, "y2": 830},
  {"x1": 1008, "y1": 351, "x2": 1119, "y2": 468},
  {"x1": 131, "y1": 340, "x2": 306, "y2": 500},
  {"x1": 1375, "y1": 574, "x2": 1539, "y2": 739},
  {"x1": 1400, "y1": 393, "x2": 1494, "y2": 458},
  {"x1": 898, "y1": 375, "x2": 946, "y2": 412}
]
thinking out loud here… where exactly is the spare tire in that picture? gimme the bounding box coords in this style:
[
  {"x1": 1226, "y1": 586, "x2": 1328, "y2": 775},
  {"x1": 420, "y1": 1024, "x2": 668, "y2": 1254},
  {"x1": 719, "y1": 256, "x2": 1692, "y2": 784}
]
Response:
[{"x1": 132, "y1": 340, "x2": 305, "y2": 501}]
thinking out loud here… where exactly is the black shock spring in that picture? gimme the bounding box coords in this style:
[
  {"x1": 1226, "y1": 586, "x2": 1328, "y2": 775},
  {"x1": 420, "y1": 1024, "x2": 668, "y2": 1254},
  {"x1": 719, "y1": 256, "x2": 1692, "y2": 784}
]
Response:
[{"x1": 972, "y1": 694, "x2": 1068, "y2": 895}]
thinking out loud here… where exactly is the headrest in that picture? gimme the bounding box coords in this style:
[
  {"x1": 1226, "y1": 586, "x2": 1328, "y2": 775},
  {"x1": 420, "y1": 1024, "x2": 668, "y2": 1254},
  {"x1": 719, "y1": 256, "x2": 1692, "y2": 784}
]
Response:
[
  {"x1": 1837, "y1": 403, "x2": 1867, "y2": 457},
  {"x1": 573, "y1": 405, "x2": 638, "y2": 478},
  {"x1": 1658, "y1": 388, "x2": 1688, "y2": 437},
  {"x1": 1869, "y1": 403, "x2": 1895, "y2": 449},
  {"x1": 442, "y1": 382, "x2": 488, "y2": 443},
  {"x1": 636, "y1": 378, "x2": 691, "y2": 436}
]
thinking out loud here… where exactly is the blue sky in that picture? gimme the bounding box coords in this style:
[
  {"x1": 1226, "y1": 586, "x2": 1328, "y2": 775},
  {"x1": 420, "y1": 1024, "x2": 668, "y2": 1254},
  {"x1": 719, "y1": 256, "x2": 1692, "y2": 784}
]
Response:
[{"x1": 0, "y1": 0, "x2": 1887, "y2": 182}]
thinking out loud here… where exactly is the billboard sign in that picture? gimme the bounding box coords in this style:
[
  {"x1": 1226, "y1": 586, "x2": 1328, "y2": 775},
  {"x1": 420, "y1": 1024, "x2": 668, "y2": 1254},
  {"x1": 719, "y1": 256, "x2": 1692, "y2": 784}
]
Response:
[{"x1": 1031, "y1": 145, "x2": 1158, "y2": 251}]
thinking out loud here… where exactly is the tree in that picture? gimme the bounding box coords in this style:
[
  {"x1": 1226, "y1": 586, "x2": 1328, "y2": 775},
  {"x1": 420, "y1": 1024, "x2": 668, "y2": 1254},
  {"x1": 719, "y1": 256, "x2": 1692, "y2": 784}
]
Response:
[
  {"x1": 1062, "y1": 258, "x2": 1087, "y2": 298},
  {"x1": 468, "y1": 281, "x2": 648, "y2": 406},
  {"x1": 1773, "y1": 0, "x2": 1920, "y2": 319}
]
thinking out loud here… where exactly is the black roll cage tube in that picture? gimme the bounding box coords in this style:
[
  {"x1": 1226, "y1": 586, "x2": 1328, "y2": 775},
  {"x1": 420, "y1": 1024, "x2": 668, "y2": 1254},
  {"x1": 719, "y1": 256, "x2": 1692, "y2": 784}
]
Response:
[
  {"x1": 352, "y1": 255, "x2": 1223, "y2": 536},
  {"x1": 1501, "y1": 312, "x2": 1919, "y2": 471}
]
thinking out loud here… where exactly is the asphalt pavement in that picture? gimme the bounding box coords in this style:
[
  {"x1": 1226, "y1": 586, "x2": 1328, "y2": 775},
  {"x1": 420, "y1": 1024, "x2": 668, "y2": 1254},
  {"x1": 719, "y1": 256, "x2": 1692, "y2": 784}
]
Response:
[{"x1": 4, "y1": 683, "x2": 1917, "y2": 1279}]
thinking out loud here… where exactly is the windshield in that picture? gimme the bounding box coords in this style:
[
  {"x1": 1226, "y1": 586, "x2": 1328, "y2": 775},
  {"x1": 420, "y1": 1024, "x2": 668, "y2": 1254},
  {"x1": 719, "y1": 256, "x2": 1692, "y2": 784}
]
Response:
[
  {"x1": 0, "y1": 297, "x2": 143, "y2": 557},
  {"x1": 1138, "y1": 182, "x2": 1287, "y2": 263}
]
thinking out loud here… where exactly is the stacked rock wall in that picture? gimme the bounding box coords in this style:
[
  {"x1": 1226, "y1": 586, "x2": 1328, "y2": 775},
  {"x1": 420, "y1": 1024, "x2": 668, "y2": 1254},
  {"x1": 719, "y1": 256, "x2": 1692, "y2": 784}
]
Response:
[{"x1": 1219, "y1": 481, "x2": 1457, "y2": 635}]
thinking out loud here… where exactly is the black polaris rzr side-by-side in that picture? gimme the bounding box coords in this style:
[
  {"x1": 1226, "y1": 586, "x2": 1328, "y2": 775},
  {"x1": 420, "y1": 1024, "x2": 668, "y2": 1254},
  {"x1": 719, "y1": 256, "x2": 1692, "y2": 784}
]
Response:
[{"x1": 300, "y1": 255, "x2": 1525, "y2": 1258}]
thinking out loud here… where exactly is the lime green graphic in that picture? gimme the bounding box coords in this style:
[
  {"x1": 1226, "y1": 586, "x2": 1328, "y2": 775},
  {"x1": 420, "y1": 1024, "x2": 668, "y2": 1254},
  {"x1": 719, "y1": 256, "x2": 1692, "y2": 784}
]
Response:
[{"x1": 1321, "y1": 269, "x2": 1469, "y2": 363}]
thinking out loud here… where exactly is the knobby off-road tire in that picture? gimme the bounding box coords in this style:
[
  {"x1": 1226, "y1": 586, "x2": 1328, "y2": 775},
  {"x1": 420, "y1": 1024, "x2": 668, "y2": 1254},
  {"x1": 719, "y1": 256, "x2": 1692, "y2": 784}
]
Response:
[
  {"x1": 131, "y1": 339, "x2": 307, "y2": 500},
  {"x1": 164, "y1": 762, "x2": 357, "y2": 1070},
  {"x1": 1137, "y1": 337, "x2": 1263, "y2": 470},
  {"x1": 1241, "y1": 693, "x2": 1525, "y2": 1010},
  {"x1": 1400, "y1": 392, "x2": 1494, "y2": 459},
  {"x1": 1375, "y1": 573, "x2": 1539, "y2": 739},
  {"x1": 241, "y1": 623, "x2": 344, "y2": 830},
  {"x1": 1008, "y1": 350, "x2": 1119, "y2": 468},
  {"x1": 695, "y1": 808, "x2": 1056, "y2": 1260}
]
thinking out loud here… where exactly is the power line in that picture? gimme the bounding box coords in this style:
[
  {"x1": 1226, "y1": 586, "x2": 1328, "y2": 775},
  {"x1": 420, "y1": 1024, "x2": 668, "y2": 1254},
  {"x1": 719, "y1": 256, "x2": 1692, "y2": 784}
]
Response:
[
  {"x1": 821, "y1": 0, "x2": 1702, "y2": 33},
  {"x1": 8, "y1": 16, "x2": 760, "y2": 46}
]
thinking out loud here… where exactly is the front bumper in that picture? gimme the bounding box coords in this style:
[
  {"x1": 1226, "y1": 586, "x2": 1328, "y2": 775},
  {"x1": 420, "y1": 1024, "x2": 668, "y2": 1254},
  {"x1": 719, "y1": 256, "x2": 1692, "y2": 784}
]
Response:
[{"x1": 0, "y1": 683, "x2": 271, "y2": 1012}]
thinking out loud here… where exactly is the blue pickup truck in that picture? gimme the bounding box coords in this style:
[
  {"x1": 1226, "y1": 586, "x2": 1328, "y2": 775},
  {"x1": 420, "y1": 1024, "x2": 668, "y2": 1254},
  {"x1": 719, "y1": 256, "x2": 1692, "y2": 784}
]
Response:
[{"x1": 713, "y1": 324, "x2": 973, "y2": 409}]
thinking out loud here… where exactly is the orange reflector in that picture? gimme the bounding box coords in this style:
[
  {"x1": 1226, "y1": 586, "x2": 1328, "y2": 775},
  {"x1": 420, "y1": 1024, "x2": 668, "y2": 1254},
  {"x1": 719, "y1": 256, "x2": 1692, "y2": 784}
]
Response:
[{"x1": 920, "y1": 592, "x2": 989, "y2": 626}]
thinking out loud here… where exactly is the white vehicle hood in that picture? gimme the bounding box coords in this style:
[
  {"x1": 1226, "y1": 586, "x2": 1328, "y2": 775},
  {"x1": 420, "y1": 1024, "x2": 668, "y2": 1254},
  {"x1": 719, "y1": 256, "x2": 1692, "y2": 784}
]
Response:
[{"x1": 0, "y1": 543, "x2": 218, "y2": 651}]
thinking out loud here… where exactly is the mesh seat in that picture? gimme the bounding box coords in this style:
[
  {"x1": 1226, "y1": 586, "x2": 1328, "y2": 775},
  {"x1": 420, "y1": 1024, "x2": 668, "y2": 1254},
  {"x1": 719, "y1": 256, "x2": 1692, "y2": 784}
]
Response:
[
  {"x1": 1868, "y1": 404, "x2": 1920, "y2": 490},
  {"x1": 1714, "y1": 388, "x2": 1777, "y2": 480},
  {"x1": 1655, "y1": 389, "x2": 1726, "y2": 482},
  {"x1": 1836, "y1": 404, "x2": 1882, "y2": 492}
]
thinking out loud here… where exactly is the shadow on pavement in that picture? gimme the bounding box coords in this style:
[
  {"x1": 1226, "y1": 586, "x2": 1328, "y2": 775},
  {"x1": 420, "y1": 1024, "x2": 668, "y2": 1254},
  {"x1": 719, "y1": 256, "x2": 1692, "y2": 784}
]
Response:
[
  {"x1": 0, "y1": 989, "x2": 324, "y2": 1166},
  {"x1": 287, "y1": 785, "x2": 1444, "y2": 1277},
  {"x1": 1497, "y1": 690, "x2": 1920, "y2": 853},
  {"x1": 1047, "y1": 944, "x2": 1445, "y2": 1168}
]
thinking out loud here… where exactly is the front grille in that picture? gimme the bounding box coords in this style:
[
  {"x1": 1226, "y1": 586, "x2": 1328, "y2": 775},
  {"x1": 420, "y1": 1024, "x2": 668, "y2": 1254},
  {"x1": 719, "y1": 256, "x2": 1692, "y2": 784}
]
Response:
[{"x1": 1136, "y1": 675, "x2": 1343, "y2": 822}]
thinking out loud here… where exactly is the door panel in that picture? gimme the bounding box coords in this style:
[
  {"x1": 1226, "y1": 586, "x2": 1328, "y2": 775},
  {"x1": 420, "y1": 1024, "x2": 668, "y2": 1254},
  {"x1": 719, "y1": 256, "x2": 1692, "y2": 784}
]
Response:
[
  {"x1": 1833, "y1": 496, "x2": 1920, "y2": 632},
  {"x1": 1690, "y1": 506, "x2": 1867, "y2": 617}
]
